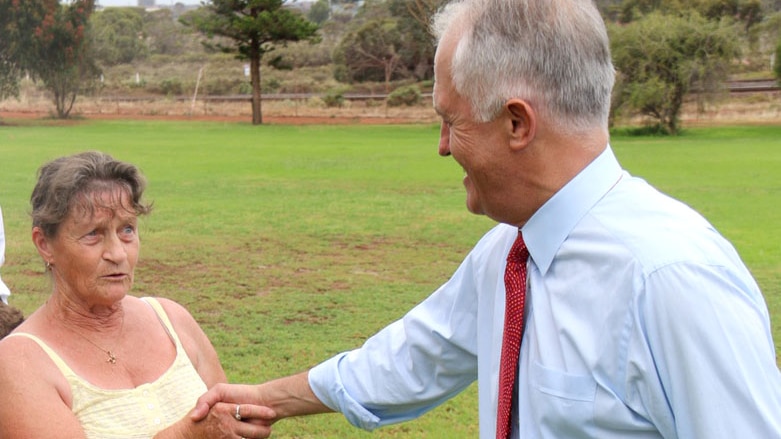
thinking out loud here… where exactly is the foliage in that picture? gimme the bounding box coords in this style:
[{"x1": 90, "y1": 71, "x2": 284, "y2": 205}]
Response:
[
  {"x1": 322, "y1": 89, "x2": 345, "y2": 107},
  {"x1": 775, "y1": 37, "x2": 781, "y2": 83},
  {"x1": 158, "y1": 77, "x2": 184, "y2": 95},
  {"x1": 308, "y1": 0, "x2": 330, "y2": 25},
  {"x1": 332, "y1": 16, "x2": 406, "y2": 89},
  {"x1": 0, "y1": 0, "x2": 31, "y2": 100},
  {"x1": 388, "y1": 0, "x2": 444, "y2": 80},
  {"x1": 143, "y1": 9, "x2": 193, "y2": 56},
  {"x1": 90, "y1": 7, "x2": 198, "y2": 64},
  {"x1": 611, "y1": 0, "x2": 764, "y2": 29},
  {"x1": 609, "y1": 11, "x2": 741, "y2": 134},
  {"x1": 91, "y1": 7, "x2": 147, "y2": 66},
  {"x1": 386, "y1": 84, "x2": 422, "y2": 107},
  {"x1": 181, "y1": 0, "x2": 319, "y2": 124},
  {"x1": 21, "y1": 0, "x2": 100, "y2": 119},
  {"x1": 267, "y1": 40, "x2": 332, "y2": 69},
  {"x1": 331, "y1": 0, "x2": 439, "y2": 85},
  {"x1": 759, "y1": 11, "x2": 781, "y2": 49}
]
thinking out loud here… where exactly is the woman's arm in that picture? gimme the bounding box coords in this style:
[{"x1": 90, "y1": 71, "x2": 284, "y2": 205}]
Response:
[
  {"x1": 152, "y1": 298, "x2": 275, "y2": 438},
  {"x1": 0, "y1": 337, "x2": 87, "y2": 438},
  {"x1": 155, "y1": 297, "x2": 227, "y2": 387}
]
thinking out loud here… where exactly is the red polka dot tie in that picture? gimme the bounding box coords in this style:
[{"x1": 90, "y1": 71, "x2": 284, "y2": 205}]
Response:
[{"x1": 496, "y1": 231, "x2": 529, "y2": 439}]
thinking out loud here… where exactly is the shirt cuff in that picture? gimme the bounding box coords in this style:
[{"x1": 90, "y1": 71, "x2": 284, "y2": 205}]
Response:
[{"x1": 308, "y1": 352, "x2": 382, "y2": 431}]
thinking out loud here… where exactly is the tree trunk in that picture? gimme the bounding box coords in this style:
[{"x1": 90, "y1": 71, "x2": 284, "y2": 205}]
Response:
[
  {"x1": 384, "y1": 61, "x2": 392, "y2": 94},
  {"x1": 250, "y1": 39, "x2": 262, "y2": 125}
]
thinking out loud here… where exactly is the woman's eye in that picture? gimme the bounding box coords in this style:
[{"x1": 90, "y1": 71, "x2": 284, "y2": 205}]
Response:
[{"x1": 79, "y1": 229, "x2": 100, "y2": 244}]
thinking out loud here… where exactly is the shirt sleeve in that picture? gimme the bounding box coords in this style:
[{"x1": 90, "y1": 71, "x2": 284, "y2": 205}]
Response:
[
  {"x1": 637, "y1": 260, "x2": 781, "y2": 438},
  {"x1": 308, "y1": 252, "x2": 482, "y2": 430}
]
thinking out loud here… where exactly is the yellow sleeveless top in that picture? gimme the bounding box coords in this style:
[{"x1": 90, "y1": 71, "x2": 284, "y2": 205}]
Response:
[{"x1": 7, "y1": 298, "x2": 208, "y2": 438}]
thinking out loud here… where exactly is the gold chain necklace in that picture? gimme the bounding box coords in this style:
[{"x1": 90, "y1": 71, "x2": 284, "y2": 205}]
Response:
[
  {"x1": 69, "y1": 317, "x2": 125, "y2": 365},
  {"x1": 74, "y1": 332, "x2": 119, "y2": 364}
]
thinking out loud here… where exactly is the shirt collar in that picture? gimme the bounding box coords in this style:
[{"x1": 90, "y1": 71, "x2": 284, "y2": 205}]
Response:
[{"x1": 521, "y1": 145, "x2": 623, "y2": 275}]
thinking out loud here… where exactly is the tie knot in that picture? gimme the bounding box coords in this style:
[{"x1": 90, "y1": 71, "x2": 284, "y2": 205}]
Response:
[{"x1": 507, "y1": 232, "x2": 529, "y2": 264}]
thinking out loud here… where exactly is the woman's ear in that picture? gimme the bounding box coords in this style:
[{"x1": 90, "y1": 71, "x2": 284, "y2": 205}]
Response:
[
  {"x1": 506, "y1": 99, "x2": 537, "y2": 151},
  {"x1": 32, "y1": 227, "x2": 53, "y2": 265}
]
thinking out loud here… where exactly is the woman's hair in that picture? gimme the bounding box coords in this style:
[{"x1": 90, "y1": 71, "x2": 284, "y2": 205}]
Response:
[
  {"x1": 30, "y1": 151, "x2": 153, "y2": 238},
  {"x1": 431, "y1": 0, "x2": 615, "y2": 132}
]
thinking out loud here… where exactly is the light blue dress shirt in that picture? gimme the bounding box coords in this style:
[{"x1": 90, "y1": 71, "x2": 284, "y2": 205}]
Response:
[{"x1": 308, "y1": 146, "x2": 781, "y2": 438}]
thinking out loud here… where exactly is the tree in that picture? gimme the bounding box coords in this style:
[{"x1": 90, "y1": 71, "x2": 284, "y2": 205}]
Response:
[
  {"x1": 182, "y1": 0, "x2": 319, "y2": 125},
  {"x1": 1, "y1": 0, "x2": 100, "y2": 118},
  {"x1": 774, "y1": 38, "x2": 781, "y2": 84},
  {"x1": 144, "y1": 9, "x2": 191, "y2": 56},
  {"x1": 0, "y1": 0, "x2": 47, "y2": 102},
  {"x1": 614, "y1": 0, "x2": 764, "y2": 30},
  {"x1": 24, "y1": 0, "x2": 100, "y2": 119},
  {"x1": 0, "y1": 1, "x2": 23, "y2": 101},
  {"x1": 609, "y1": 11, "x2": 741, "y2": 134},
  {"x1": 333, "y1": 18, "x2": 406, "y2": 89},
  {"x1": 761, "y1": 11, "x2": 781, "y2": 62},
  {"x1": 308, "y1": 0, "x2": 330, "y2": 25},
  {"x1": 91, "y1": 7, "x2": 147, "y2": 66},
  {"x1": 388, "y1": 0, "x2": 445, "y2": 80}
]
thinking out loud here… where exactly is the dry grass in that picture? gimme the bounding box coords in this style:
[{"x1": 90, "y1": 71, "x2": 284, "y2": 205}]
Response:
[
  {"x1": 0, "y1": 84, "x2": 441, "y2": 124},
  {"x1": 1, "y1": 81, "x2": 779, "y2": 127}
]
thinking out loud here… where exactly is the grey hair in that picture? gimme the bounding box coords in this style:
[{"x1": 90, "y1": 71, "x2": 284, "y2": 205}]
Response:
[
  {"x1": 31, "y1": 151, "x2": 152, "y2": 238},
  {"x1": 431, "y1": 0, "x2": 615, "y2": 132}
]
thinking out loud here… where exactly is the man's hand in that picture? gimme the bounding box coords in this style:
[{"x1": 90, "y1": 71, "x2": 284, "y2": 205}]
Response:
[{"x1": 191, "y1": 372, "x2": 332, "y2": 428}]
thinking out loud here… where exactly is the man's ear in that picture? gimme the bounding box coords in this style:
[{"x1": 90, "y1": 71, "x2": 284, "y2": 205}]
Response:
[{"x1": 506, "y1": 99, "x2": 536, "y2": 151}]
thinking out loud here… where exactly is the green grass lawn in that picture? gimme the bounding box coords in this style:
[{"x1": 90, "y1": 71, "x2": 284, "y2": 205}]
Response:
[{"x1": 0, "y1": 119, "x2": 779, "y2": 437}]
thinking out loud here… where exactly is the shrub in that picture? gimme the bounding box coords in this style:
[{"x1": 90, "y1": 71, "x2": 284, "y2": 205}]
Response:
[
  {"x1": 386, "y1": 85, "x2": 421, "y2": 107},
  {"x1": 238, "y1": 81, "x2": 253, "y2": 95},
  {"x1": 263, "y1": 77, "x2": 281, "y2": 93},
  {"x1": 159, "y1": 78, "x2": 184, "y2": 95},
  {"x1": 322, "y1": 90, "x2": 344, "y2": 108}
]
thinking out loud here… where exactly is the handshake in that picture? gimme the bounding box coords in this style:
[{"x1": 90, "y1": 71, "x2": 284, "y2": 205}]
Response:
[{"x1": 188, "y1": 372, "x2": 332, "y2": 439}]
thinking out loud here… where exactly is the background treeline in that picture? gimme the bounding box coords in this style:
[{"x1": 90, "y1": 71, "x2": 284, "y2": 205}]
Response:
[
  {"x1": 87, "y1": 0, "x2": 439, "y2": 101},
  {"x1": 2, "y1": 0, "x2": 781, "y2": 131}
]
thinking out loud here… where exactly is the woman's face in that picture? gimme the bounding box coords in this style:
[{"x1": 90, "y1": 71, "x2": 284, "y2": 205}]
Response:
[{"x1": 45, "y1": 189, "x2": 139, "y2": 307}]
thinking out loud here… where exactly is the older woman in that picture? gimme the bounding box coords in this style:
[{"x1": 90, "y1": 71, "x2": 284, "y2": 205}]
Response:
[{"x1": 0, "y1": 152, "x2": 271, "y2": 438}]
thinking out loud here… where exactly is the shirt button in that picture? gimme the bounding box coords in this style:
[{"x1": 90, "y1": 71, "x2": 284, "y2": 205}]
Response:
[
  {"x1": 154, "y1": 418, "x2": 161, "y2": 425},
  {"x1": 147, "y1": 403, "x2": 155, "y2": 410}
]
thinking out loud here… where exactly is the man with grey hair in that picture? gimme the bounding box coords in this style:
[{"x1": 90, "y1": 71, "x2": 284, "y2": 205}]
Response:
[{"x1": 191, "y1": 0, "x2": 781, "y2": 438}]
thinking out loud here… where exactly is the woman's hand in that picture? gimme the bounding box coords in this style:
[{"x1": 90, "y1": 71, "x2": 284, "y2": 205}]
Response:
[
  {"x1": 190, "y1": 374, "x2": 331, "y2": 427},
  {"x1": 160, "y1": 401, "x2": 276, "y2": 439}
]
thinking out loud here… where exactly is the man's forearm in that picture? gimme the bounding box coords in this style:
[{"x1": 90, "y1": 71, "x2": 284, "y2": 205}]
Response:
[{"x1": 259, "y1": 371, "x2": 334, "y2": 419}]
